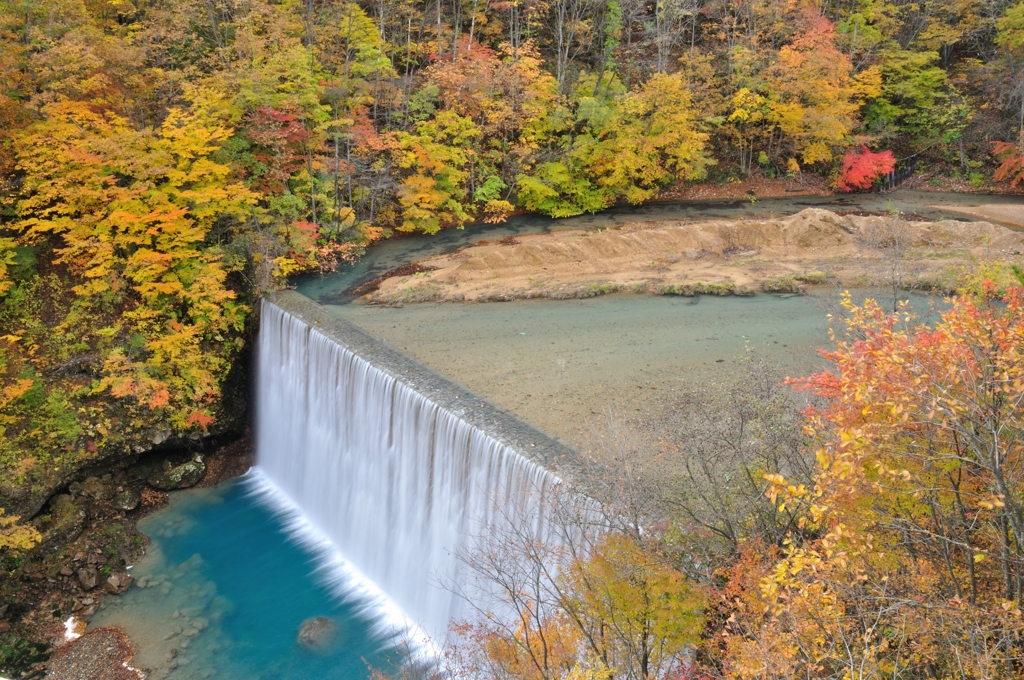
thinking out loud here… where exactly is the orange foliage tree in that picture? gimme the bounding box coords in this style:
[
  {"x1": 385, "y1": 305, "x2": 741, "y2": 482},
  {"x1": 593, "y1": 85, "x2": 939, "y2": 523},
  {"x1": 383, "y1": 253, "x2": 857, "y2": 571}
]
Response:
[
  {"x1": 993, "y1": 137, "x2": 1024, "y2": 188},
  {"x1": 723, "y1": 289, "x2": 1024, "y2": 679},
  {"x1": 765, "y1": 9, "x2": 881, "y2": 167}
]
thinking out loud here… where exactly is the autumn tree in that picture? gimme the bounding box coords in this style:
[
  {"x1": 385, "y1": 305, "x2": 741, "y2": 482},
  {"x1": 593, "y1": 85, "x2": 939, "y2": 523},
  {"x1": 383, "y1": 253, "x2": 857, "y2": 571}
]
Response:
[
  {"x1": 518, "y1": 72, "x2": 711, "y2": 216},
  {"x1": 448, "y1": 482, "x2": 706, "y2": 680},
  {"x1": 725, "y1": 290, "x2": 1024, "y2": 679},
  {"x1": 391, "y1": 110, "x2": 481, "y2": 233},
  {"x1": 996, "y1": 1, "x2": 1024, "y2": 144},
  {"x1": 836, "y1": 145, "x2": 896, "y2": 191},
  {"x1": 12, "y1": 102, "x2": 255, "y2": 428},
  {"x1": 765, "y1": 8, "x2": 881, "y2": 166},
  {"x1": 994, "y1": 137, "x2": 1024, "y2": 188},
  {"x1": 0, "y1": 509, "x2": 39, "y2": 552},
  {"x1": 992, "y1": 3, "x2": 1024, "y2": 188}
]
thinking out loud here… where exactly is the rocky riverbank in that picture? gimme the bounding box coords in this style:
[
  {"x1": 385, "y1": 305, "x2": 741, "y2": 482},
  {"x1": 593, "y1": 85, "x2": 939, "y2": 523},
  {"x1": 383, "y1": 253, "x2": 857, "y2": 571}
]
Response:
[
  {"x1": 44, "y1": 627, "x2": 145, "y2": 680},
  {"x1": 0, "y1": 436, "x2": 252, "y2": 678}
]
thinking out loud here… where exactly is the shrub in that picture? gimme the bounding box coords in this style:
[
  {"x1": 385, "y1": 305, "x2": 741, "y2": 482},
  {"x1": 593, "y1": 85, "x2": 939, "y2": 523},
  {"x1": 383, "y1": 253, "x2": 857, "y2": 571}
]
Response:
[{"x1": 836, "y1": 145, "x2": 896, "y2": 192}]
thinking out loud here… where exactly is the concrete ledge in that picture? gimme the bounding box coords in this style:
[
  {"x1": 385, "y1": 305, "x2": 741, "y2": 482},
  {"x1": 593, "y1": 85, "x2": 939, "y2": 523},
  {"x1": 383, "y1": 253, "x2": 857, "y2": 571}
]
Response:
[{"x1": 266, "y1": 290, "x2": 582, "y2": 479}]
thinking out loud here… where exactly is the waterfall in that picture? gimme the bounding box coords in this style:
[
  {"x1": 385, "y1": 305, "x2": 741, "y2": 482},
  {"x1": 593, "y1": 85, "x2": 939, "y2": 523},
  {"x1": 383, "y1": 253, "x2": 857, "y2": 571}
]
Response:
[{"x1": 254, "y1": 298, "x2": 566, "y2": 642}]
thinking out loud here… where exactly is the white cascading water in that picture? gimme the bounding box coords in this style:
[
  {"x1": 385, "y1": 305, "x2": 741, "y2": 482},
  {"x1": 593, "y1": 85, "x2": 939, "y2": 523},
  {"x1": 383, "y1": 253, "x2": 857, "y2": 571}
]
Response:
[{"x1": 253, "y1": 300, "x2": 561, "y2": 642}]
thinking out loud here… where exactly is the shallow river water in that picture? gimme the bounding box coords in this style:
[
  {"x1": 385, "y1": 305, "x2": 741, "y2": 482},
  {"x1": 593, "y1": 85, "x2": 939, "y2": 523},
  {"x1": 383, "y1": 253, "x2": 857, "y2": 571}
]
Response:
[{"x1": 327, "y1": 290, "x2": 943, "y2": 446}]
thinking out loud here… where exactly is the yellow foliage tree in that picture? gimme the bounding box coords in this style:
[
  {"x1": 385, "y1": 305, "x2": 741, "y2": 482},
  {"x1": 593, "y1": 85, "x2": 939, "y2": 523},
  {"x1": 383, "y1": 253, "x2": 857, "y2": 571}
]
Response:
[
  {"x1": 585, "y1": 72, "x2": 713, "y2": 205},
  {"x1": 13, "y1": 100, "x2": 256, "y2": 429},
  {"x1": 0, "y1": 508, "x2": 40, "y2": 551},
  {"x1": 392, "y1": 110, "x2": 480, "y2": 234},
  {"x1": 766, "y1": 8, "x2": 881, "y2": 165},
  {"x1": 451, "y1": 531, "x2": 706, "y2": 680}
]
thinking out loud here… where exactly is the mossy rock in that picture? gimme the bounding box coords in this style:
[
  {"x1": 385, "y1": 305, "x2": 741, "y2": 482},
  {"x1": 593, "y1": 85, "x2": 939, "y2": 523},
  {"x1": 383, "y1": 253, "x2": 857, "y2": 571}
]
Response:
[
  {"x1": 79, "y1": 476, "x2": 112, "y2": 502},
  {"x1": 147, "y1": 457, "x2": 205, "y2": 491},
  {"x1": 112, "y1": 488, "x2": 140, "y2": 511}
]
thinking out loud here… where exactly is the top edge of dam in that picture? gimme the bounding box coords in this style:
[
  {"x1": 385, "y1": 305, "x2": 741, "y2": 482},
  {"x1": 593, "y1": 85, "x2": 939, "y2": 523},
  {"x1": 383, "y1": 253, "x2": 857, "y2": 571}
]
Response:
[{"x1": 264, "y1": 289, "x2": 582, "y2": 479}]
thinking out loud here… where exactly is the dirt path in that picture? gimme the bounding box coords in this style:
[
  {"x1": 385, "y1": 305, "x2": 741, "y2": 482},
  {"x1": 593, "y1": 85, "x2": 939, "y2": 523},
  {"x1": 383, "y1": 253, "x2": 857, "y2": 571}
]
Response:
[{"x1": 365, "y1": 208, "x2": 1024, "y2": 305}]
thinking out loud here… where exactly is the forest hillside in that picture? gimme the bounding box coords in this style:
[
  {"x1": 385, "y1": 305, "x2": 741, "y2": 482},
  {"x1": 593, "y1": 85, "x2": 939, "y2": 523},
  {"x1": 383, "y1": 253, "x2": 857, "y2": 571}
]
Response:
[{"x1": 2, "y1": 0, "x2": 1024, "y2": 544}]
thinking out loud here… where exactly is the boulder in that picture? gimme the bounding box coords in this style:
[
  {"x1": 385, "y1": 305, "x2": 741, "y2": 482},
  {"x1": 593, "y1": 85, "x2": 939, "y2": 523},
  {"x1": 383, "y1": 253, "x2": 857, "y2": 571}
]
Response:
[
  {"x1": 77, "y1": 567, "x2": 98, "y2": 591},
  {"x1": 148, "y1": 456, "x2": 205, "y2": 490},
  {"x1": 297, "y1": 617, "x2": 337, "y2": 650},
  {"x1": 105, "y1": 572, "x2": 134, "y2": 594},
  {"x1": 112, "y1": 488, "x2": 140, "y2": 511},
  {"x1": 80, "y1": 476, "x2": 112, "y2": 501}
]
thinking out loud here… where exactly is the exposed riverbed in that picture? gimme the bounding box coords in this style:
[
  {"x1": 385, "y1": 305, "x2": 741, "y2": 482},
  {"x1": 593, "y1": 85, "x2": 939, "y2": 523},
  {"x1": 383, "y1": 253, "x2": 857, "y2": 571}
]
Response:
[
  {"x1": 363, "y1": 209, "x2": 1022, "y2": 305},
  {"x1": 297, "y1": 190, "x2": 1023, "y2": 304}
]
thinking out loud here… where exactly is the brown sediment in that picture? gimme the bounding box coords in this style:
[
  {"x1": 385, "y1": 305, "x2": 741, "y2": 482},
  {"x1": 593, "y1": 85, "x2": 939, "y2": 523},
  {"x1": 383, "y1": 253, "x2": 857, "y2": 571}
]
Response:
[
  {"x1": 657, "y1": 171, "x2": 1024, "y2": 202},
  {"x1": 363, "y1": 208, "x2": 1024, "y2": 305},
  {"x1": 903, "y1": 172, "x2": 1024, "y2": 196},
  {"x1": 656, "y1": 174, "x2": 833, "y2": 201},
  {"x1": 349, "y1": 263, "x2": 439, "y2": 297},
  {"x1": 832, "y1": 210, "x2": 933, "y2": 222},
  {"x1": 927, "y1": 203, "x2": 1024, "y2": 230}
]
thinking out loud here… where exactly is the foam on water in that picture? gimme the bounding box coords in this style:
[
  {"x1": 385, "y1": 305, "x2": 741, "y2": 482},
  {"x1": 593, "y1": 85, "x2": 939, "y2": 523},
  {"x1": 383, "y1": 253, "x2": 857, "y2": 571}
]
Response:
[{"x1": 241, "y1": 468, "x2": 432, "y2": 651}]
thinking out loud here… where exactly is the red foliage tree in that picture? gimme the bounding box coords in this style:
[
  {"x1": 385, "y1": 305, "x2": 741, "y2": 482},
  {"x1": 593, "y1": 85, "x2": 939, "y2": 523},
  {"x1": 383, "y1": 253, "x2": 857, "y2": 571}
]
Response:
[
  {"x1": 241, "y1": 106, "x2": 312, "y2": 194},
  {"x1": 993, "y1": 139, "x2": 1024, "y2": 188},
  {"x1": 836, "y1": 145, "x2": 896, "y2": 192}
]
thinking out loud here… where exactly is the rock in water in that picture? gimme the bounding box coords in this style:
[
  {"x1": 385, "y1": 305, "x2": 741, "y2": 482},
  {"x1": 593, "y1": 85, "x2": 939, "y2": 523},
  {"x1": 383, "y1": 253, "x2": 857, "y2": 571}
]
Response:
[
  {"x1": 104, "y1": 572, "x2": 134, "y2": 594},
  {"x1": 297, "y1": 617, "x2": 337, "y2": 650}
]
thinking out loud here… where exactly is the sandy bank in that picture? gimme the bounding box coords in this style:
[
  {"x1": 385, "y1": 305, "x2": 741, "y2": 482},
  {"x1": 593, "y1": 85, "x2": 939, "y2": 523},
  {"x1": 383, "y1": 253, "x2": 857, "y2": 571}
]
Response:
[
  {"x1": 928, "y1": 203, "x2": 1024, "y2": 229},
  {"x1": 364, "y1": 208, "x2": 1024, "y2": 304}
]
